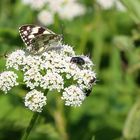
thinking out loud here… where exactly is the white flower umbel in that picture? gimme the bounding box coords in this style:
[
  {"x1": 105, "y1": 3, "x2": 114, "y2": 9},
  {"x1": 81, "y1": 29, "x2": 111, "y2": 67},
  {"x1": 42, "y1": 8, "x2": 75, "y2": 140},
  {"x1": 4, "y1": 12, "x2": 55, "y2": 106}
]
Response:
[
  {"x1": 3, "y1": 43, "x2": 96, "y2": 111},
  {"x1": 6, "y1": 50, "x2": 26, "y2": 70},
  {"x1": 61, "y1": 85, "x2": 86, "y2": 107},
  {"x1": 40, "y1": 70, "x2": 64, "y2": 92},
  {"x1": 21, "y1": 0, "x2": 86, "y2": 25},
  {"x1": 25, "y1": 89, "x2": 47, "y2": 112},
  {"x1": 0, "y1": 71, "x2": 18, "y2": 93}
]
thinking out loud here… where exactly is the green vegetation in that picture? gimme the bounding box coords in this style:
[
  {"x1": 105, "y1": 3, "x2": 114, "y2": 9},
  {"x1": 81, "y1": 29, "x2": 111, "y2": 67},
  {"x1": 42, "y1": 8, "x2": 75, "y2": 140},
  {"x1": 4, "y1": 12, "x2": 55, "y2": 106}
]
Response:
[{"x1": 0, "y1": 0, "x2": 140, "y2": 140}]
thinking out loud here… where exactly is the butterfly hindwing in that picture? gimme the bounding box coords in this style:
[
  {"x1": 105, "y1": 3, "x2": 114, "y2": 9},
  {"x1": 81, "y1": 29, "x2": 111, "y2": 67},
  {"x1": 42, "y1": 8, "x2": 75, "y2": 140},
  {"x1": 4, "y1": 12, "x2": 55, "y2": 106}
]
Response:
[
  {"x1": 19, "y1": 24, "x2": 62, "y2": 54},
  {"x1": 31, "y1": 33, "x2": 60, "y2": 54}
]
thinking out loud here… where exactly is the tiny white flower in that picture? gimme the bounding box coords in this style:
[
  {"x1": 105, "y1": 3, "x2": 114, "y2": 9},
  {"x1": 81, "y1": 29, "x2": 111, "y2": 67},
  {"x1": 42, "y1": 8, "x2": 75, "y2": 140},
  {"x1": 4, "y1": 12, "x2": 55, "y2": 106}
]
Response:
[
  {"x1": 38, "y1": 10, "x2": 54, "y2": 25},
  {"x1": 59, "y1": 44, "x2": 75, "y2": 56},
  {"x1": 74, "y1": 70, "x2": 96, "y2": 89},
  {"x1": 24, "y1": 67, "x2": 42, "y2": 89},
  {"x1": 41, "y1": 51, "x2": 65, "y2": 71},
  {"x1": 0, "y1": 71, "x2": 19, "y2": 93},
  {"x1": 6, "y1": 50, "x2": 26, "y2": 70},
  {"x1": 41, "y1": 48, "x2": 71, "y2": 74},
  {"x1": 61, "y1": 85, "x2": 86, "y2": 107},
  {"x1": 65, "y1": 62, "x2": 81, "y2": 77},
  {"x1": 24, "y1": 89, "x2": 47, "y2": 112},
  {"x1": 40, "y1": 71, "x2": 64, "y2": 92},
  {"x1": 23, "y1": 55, "x2": 42, "y2": 71},
  {"x1": 80, "y1": 56, "x2": 94, "y2": 70}
]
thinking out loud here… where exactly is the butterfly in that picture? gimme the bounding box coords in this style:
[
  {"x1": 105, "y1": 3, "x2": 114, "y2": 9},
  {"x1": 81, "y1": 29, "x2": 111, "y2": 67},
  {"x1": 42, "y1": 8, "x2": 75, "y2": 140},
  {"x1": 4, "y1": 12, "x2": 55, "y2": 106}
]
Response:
[{"x1": 19, "y1": 24, "x2": 62, "y2": 54}]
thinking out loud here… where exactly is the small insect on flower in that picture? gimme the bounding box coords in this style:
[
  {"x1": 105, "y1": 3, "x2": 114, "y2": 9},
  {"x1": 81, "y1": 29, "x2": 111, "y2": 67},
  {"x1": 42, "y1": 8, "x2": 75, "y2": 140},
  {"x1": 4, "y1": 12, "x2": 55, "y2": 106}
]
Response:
[
  {"x1": 70, "y1": 56, "x2": 85, "y2": 65},
  {"x1": 19, "y1": 24, "x2": 63, "y2": 54},
  {"x1": 84, "y1": 76, "x2": 96, "y2": 97}
]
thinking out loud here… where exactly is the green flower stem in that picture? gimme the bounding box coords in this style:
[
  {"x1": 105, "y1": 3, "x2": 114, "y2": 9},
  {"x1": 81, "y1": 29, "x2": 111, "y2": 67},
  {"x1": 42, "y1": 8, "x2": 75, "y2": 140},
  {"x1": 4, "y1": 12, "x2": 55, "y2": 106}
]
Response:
[
  {"x1": 21, "y1": 89, "x2": 49, "y2": 140},
  {"x1": 21, "y1": 112, "x2": 39, "y2": 140}
]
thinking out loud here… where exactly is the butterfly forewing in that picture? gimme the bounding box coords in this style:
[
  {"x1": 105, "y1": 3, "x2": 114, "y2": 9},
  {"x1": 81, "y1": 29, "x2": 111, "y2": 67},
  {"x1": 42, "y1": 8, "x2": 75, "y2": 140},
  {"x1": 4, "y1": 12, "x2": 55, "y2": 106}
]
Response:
[{"x1": 19, "y1": 24, "x2": 61, "y2": 54}]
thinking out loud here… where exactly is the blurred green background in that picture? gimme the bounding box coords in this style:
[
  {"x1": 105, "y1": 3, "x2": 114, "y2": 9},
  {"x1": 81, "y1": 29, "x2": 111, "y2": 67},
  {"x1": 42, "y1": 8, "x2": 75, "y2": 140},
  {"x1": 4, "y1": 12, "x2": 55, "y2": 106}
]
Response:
[{"x1": 0, "y1": 0, "x2": 140, "y2": 140}]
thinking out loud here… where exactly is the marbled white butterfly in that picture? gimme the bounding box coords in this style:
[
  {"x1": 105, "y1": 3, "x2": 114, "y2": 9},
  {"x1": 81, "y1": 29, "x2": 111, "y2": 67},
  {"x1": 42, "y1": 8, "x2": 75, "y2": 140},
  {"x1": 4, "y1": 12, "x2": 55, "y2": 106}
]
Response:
[{"x1": 19, "y1": 24, "x2": 62, "y2": 54}]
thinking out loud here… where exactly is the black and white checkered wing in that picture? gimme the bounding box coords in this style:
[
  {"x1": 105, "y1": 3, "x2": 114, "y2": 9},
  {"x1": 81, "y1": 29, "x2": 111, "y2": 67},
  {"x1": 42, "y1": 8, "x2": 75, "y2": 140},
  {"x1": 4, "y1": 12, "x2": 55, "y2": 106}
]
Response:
[{"x1": 19, "y1": 24, "x2": 59, "y2": 54}]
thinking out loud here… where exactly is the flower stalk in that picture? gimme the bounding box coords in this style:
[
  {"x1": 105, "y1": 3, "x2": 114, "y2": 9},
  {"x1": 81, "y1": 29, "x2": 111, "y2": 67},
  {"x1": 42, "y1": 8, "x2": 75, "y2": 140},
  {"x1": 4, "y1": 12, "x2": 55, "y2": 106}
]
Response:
[
  {"x1": 21, "y1": 89, "x2": 49, "y2": 140},
  {"x1": 21, "y1": 112, "x2": 39, "y2": 140}
]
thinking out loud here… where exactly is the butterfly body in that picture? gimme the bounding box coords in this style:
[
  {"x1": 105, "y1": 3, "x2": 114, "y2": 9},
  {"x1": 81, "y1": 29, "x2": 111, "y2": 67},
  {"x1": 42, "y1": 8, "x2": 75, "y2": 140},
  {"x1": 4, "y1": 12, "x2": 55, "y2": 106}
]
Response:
[{"x1": 19, "y1": 24, "x2": 62, "y2": 54}]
